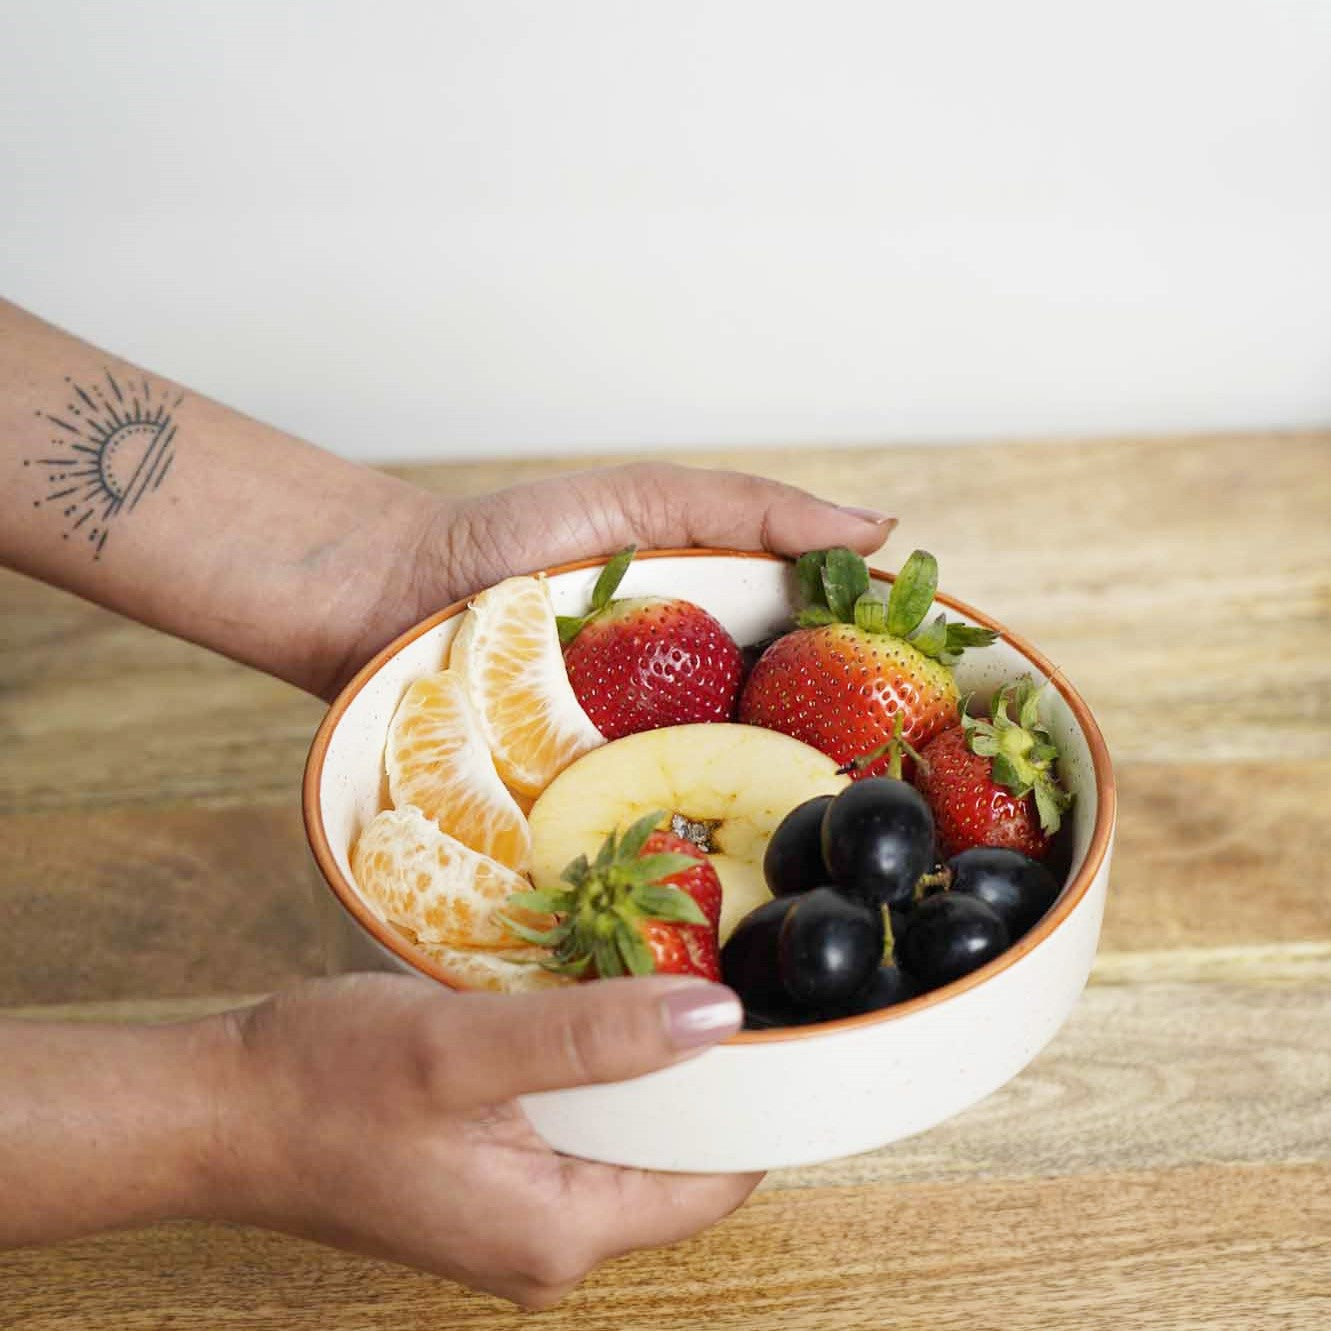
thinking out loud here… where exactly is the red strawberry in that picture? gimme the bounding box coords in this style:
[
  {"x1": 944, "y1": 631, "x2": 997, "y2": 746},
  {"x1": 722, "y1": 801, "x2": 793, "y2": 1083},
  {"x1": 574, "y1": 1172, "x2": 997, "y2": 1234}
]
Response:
[
  {"x1": 914, "y1": 677, "x2": 1073, "y2": 861},
  {"x1": 633, "y1": 830, "x2": 722, "y2": 978},
  {"x1": 559, "y1": 546, "x2": 743, "y2": 740},
  {"x1": 738, "y1": 548, "x2": 996, "y2": 778},
  {"x1": 505, "y1": 811, "x2": 722, "y2": 980}
]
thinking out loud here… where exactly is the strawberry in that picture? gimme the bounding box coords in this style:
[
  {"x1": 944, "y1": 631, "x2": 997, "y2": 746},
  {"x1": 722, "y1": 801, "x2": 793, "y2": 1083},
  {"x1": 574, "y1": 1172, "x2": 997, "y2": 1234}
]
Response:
[
  {"x1": 914, "y1": 676, "x2": 1073, "y2": 861},
  {"x1": 505, "y1": 810, "x2": 722, "y2": 980},
  {"x1": 558, "y1": 546, "x2": 743, "y2": 740},
  {"x1": 737, "y1": 547, "x2": 996, "y2": 779}
]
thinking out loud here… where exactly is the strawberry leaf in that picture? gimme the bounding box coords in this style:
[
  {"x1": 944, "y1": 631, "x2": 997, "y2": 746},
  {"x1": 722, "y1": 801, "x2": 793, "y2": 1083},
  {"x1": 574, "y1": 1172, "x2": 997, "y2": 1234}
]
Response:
[
  {"x1": 945, "y1": 623, "x2": 999, "y2": 654},
  {"x1": 595, "y1": 933, "x2": 626, "y2": 978},
  {"x1": 1032, "y1": 782, "x2": 1059, "y2": 833},
  {"x1": 560, "y1": 853, "x2": 591, "y2": 886},
  {"x1": 908, "y1": 612, "x2": 949, "y2": 657},
  {"x1": 547, "y1": 954, "x2": 593, "y2": 979},
  {"x1": 632, "y1": 852, "x2": 702, "y2": 885},
  {"x1": 507, "y1": 888, "x2": 574, "y2": 914},
  {"x1": 794, "y1": 547, "x2": 874, "y2": 625},
  {"x1": 991, "y1": 682, "x2": 1018, "y2": 733},
  {"x1": 494, "y1": 915, "x2": 549, "y2": 945},
  {"x1": 1015, "y1": 676, "x2": 1043, "y2": 730},
  {"x1": 852, "y1": 593, "x2": 889, "y2": 634},
  {"x1": 886, "y1": 550, "x2": 938, "y2": 638},
  {"x1": 614, "y1": 923, "x2": 657, "y2": 977},
  {"x1": 592, "y1": 830, "x2": 618, "y2": 872},
  {"x1": 634, "y1": 883, "x2": 708, "y2": 925},
  {"x1": 558, "y1": 546, "x2": 638, "y2": 643},
  {"x1": 591, "y1": 545, "x2": 636, "y2": 611},
  {"x1": 498, "y1": 916, "x2": 571, "y2": 948},
  {"x1": 1033, "y1": 778, "x2": 1073, "y2": 833},
  {"x1": 821, "y1": 547, "x2": 870, "y2": 622},
  {"x1": 618, "y1": 809, "x2": 665, "y2": 862},
  {"x1": 990, "y1": 752, "x2": 1029, "y2": 792},
  {"x1": 795, "y1": 550, "x2": 831, "y2": 609}
]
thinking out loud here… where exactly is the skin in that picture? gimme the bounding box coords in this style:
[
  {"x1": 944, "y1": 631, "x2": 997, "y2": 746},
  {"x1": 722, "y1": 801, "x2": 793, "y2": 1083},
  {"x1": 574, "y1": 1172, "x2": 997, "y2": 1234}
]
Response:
[{"x1": 0, "y1": 297, "x2": 894, "y2": 1306}]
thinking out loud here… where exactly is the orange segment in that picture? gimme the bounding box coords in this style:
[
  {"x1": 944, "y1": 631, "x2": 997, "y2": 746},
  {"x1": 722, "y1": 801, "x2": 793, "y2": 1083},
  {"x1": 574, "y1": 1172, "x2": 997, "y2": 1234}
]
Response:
[
  {"x1": 407, "y1": 937, "x2": 573, "y2": 993},
  {"x1": 351, "y1": 805, "x2": 546, "y2": 950},
  {"x1": 448, "y1": 575, "x2": 605, "y2": 798},
  {"x1": 386, "y1": 670, "x2": 531, "y2": 872}
]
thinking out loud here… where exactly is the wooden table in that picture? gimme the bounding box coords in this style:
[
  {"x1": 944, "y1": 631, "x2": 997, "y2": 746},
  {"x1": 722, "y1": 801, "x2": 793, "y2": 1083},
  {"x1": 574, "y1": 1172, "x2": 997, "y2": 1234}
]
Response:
[{"x1": 3, "y1": 432, "x2": 1329, "y2": 1328}]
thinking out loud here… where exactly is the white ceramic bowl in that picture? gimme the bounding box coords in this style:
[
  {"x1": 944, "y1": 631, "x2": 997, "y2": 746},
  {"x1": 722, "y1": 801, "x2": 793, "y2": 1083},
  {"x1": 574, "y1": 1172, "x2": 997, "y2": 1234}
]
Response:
[{"x1": 304, "y1": 550, "x2": 1116, "y2": 1173}]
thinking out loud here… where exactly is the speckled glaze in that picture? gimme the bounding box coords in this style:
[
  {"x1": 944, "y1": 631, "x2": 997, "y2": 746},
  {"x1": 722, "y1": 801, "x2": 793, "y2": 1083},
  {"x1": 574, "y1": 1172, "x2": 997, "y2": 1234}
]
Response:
[{"x1": 304, "y1": 550, "x2": 1116, "y2": 1172}]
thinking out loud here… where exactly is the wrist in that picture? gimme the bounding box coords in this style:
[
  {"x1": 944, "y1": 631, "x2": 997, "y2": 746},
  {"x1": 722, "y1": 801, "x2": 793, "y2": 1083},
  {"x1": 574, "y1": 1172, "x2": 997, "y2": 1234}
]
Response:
[
  {"x1": 161, "y1": 1011, "x2": 263, "y2": 1225},
  {"x1": 0, "y1": 1014, "x2": 260, "y2": 1246},
  {"x1": 304, "y1": 484, "x2": 457, "y2": 702},
  {"x1": 183, "y1": 1002, "x2": 308, "y2": 1233}
]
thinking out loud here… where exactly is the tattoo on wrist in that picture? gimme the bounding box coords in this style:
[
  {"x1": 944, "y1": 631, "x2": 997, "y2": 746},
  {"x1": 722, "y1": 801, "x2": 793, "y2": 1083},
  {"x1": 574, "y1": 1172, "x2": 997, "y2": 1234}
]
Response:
[{"x1": 26, "y1": 370, "x2": 182, "y2": 560}]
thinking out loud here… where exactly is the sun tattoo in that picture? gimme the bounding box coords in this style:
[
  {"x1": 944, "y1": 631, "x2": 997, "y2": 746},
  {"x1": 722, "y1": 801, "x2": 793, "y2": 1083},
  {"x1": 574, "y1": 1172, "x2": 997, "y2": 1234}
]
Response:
[{"x1": 27, "y1": 370, "x2": 182, "y2": 559}]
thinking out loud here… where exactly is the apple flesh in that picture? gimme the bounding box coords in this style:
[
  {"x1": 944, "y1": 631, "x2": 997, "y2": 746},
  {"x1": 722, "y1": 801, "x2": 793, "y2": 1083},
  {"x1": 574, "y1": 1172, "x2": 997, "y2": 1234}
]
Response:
[{"x1": 527, "y1": 723, "x2": 850, "y2": 944}]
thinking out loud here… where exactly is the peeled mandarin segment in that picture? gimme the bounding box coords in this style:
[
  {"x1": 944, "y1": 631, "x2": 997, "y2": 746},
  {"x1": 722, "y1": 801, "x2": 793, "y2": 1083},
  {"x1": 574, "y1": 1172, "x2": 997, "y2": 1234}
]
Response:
[
  {"x1": 385, "y1": 670, "x2": 532, "y2": 873},
  {"x1": 448, "y1": 576, "x2": 604, "y2": 799},
  {"x1": 407, "y1": 938, "x2": 574, "y2": 993},
  {"x1": 351, "y1": 805, "x2": 547, "y2": 950}
]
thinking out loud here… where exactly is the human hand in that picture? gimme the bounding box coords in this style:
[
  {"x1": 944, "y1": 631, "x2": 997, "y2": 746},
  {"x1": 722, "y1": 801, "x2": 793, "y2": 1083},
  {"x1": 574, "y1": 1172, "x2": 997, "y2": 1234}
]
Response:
[
  {"x1": 323, "y1": 461, "x2": 894, "y2": 698},
  {"x1": 206, "y1": 971, "x2": 756, "y2": 1308}
]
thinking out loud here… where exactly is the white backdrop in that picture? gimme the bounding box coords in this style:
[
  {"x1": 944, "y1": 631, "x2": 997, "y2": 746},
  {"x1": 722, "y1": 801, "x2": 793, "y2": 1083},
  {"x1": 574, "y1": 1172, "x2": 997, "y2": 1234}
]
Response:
[{"x1": 3, "y1": 0, "x2": 1329, "y2": 463}]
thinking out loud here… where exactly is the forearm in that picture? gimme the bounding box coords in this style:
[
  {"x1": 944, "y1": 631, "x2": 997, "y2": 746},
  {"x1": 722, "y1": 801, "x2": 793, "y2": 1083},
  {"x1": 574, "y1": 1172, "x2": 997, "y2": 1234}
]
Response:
[
  {"x1": 0, "y1": 1015, "x2": 241, "y2": 1246},
  {"x1": 0, "y1": 300, "x2": 444, "y2": 697}
]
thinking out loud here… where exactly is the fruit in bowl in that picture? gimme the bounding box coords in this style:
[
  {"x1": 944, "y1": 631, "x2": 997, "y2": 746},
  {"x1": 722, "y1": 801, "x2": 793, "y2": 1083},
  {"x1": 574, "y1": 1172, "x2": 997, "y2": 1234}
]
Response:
[
  {"x1": 304, "y1": 547, "x2": 1115, "y2": 1173},
  {"x1": 524, "y1": 721, "x2": 850, "y2": 948},
  {"x1": 718, "y1": 708, "x2": 1069, "y2": 1028},
  {"x1": 556, "y1": 544, "x2": 746, "y2": 738},
  {"x1": 738, "y1": 547, "x2": 998, "y2": 775}
]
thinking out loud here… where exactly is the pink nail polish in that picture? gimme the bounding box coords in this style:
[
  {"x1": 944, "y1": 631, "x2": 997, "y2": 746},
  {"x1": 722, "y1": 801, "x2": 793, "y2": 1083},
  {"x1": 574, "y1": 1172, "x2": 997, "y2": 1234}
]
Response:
[
  {"x1": 662, "y1": 983, "x2": 743, "y2": 1049},
  {"x1": 838, "y1": 506, "x2": 896, "y2": 526}
]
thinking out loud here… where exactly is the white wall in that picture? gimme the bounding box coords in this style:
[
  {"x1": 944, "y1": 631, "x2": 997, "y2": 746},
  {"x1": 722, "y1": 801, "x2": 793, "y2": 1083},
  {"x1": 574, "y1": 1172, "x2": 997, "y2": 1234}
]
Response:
[{"x1": 3, "y1": 0, "x2": 1329, "y2": 463}]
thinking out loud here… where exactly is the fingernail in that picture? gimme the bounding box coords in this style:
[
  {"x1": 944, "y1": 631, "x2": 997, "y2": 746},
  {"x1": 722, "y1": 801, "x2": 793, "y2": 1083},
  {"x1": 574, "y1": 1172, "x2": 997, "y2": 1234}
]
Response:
[
  {"x1": 838, "y1": 506, "x2": 896, "y2": 527},
  {"x1": 661, "y1": 983, "x2": 743, "y2": 1049}
]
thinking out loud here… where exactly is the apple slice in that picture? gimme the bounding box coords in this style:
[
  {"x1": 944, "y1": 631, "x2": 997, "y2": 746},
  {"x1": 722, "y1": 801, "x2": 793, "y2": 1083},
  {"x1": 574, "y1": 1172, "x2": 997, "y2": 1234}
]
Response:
[{"x1": 527, "y1": 723, "x2": 850, "y2": 944}]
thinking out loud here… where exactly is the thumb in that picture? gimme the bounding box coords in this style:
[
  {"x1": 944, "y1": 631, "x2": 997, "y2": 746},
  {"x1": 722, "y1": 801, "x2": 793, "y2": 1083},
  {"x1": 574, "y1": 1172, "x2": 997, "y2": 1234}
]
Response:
[
  {"x1": 429, "y1": 977, "x2": 743, "y2": 1106},
  {"x1": 445, "y1": 462, "x2": 896, "y2": 602},
  {"x1": 560, "y1": 461, "x2": 898, "y2": 559}
]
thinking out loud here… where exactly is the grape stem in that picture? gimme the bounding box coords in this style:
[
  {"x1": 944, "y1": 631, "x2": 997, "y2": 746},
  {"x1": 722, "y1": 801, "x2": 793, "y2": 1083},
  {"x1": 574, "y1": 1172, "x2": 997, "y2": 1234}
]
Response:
[
  {"x1": 912, "y1": 867, "x2": 953, "y2": 904},
  {"x1": 838, "y1": 712, "x2": 927, "y2": 780}
]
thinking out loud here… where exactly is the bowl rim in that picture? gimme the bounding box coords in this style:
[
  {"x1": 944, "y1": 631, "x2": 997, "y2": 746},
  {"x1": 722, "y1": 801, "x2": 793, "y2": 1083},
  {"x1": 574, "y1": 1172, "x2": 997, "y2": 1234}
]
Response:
[{"x1": 303, "y1": 547, "x2": 1116, "y2": 1043}]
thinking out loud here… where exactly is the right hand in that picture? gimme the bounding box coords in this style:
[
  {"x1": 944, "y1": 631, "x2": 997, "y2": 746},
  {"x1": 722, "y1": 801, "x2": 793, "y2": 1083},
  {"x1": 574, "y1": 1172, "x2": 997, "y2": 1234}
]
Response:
[{"x1": 204, "y1": 972, "x2": 758, "y2": 1308}]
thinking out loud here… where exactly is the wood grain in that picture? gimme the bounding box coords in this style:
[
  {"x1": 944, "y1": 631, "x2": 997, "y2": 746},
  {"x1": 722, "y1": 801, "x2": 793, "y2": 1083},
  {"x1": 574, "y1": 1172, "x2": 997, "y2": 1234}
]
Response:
[
  {"x1": 3, "y1": 1164, "x2": 1328, "y2": 1330},
  {"x1": 0, "y1": 805, "x2": 322, "y2": 1005},
  {"x1": 0, "y1": 602, "x2": 321, "y2": 814},
  {"x1": 1106, "y1": 760, "x2": 1331, "y2": 951}
]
